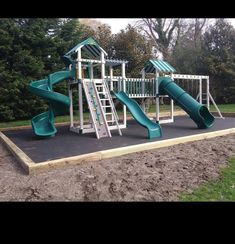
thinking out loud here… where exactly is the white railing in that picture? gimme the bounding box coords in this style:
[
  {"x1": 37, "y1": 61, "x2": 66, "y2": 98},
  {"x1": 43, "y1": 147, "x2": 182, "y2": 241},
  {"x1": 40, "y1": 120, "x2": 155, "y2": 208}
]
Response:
[
  {"x1": 105, "y1": 77, "x2": 156, "y2": 98},
  {"x1": 172, "y1": 74, "x2": 209, "y2": 80}
]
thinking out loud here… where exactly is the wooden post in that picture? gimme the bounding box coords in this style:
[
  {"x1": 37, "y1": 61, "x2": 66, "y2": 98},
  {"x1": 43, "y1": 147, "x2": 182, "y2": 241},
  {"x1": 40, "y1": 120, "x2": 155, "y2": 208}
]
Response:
[
  {"x1": 122, "y1": 62, "x2": 127, "y2": 127},
  {"x1": 78, "y1": 48, "x2": 83, "y2": 130},
  {"x1": 156, "y1": 71, "x2": 160, "y2": 122},
  {"x1": 68, "y1": 64, "x2": 74, "y2": 128},
  {"x1": 207, "y1": 77, "x2": 210, "y2": 109},
  {"x1": 141, "y1": 70, "x2": 146, "y2": 111},
  {"x1": 101, "y1": 52, "x2": 105, "y2": 79},
  {"x1": 199, "y1": 78, "x2": 202, "y2": 104},
  {"x1": 170, "y1": 73, "x2": 174, "y2": 122},
  {"x1": 69, "y1": 84, "x2": 73, "y2": 127},
  {"x1": 100, "y1": 52, "x2": 106, "y2": 113},
  {"x1": 110, "y1": 66, "x2": 113, "y2": 91}
]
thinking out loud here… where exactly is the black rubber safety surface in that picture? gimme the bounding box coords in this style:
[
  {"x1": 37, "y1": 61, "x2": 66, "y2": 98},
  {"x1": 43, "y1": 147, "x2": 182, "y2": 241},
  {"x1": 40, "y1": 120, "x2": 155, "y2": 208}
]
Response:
[{"x1": 3, "y1": 116, "x2": 235, "y2": 163}]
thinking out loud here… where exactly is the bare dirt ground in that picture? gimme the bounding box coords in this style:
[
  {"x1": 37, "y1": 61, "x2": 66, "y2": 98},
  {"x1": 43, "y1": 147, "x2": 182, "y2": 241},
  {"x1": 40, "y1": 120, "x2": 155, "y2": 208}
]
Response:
[{"x1": 0, "y1": 134, "x2": 235, "y2": 201}]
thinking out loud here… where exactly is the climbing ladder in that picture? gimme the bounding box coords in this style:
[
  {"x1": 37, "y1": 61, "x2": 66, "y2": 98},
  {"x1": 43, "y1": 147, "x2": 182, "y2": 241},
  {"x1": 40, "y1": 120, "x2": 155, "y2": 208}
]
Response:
[{"x1": 83, "y1": 79, "x2": 122, "y2": 139}]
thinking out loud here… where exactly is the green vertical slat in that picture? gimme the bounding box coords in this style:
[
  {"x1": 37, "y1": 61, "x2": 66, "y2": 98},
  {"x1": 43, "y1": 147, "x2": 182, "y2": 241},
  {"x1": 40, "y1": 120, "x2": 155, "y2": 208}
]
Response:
[
  {"x1": 158, "y1": 60, "x2": 168, "y2": 72},
  {"x1": 164, "y1": 61, "x2": 176, "y2": 72},
  {"x1": 160, "y1": 60, "x2": 176, "y2": 72},
  {"x1": 152, "y1": 60, "x2": 165, "y2": 72},
  {"x1": 159, "y1": 60, "x2": 171, "y2": 72},
  {"x1": 156, "y1": 60, "x2": 169, "y2": 72}
]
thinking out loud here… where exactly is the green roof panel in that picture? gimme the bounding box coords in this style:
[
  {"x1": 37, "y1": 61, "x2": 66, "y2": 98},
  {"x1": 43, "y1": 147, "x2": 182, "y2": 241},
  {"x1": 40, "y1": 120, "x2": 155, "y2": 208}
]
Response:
[
  {"x1": 65, "y1": 37, "x2": 107, "y2": 57},
  {"x1": 144, "y1": 59, "x2": 176, "y2": 73}
]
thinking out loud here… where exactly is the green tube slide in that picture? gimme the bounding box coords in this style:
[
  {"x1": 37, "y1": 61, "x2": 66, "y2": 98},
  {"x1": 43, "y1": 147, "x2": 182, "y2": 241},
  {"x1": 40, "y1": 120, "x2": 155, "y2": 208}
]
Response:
[
  {"x1": 114, "y1": 91, "x2": 162, "y2": 139},
  {"x1": 158, "y1": 77, "x2": 215, "y2": 129},
  {"x1": 29, "y1": 70, "x2": 73, "y2": 137}
]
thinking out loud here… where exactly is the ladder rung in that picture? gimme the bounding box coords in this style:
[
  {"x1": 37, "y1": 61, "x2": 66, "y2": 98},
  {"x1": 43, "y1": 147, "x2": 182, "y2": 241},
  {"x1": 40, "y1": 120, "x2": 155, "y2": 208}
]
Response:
[
  {"x1": 107, "y1": 120, "x2": 115, "y2": 123},
  {"x1": 105, "y1": 113, "x2": 113, "y2": 115},
  {"x1": 102, "y1": 105, "x2": 111, "y2": 108},
  {"x1": 100, "y1": 99, "x2": 109, "y2": 101}
]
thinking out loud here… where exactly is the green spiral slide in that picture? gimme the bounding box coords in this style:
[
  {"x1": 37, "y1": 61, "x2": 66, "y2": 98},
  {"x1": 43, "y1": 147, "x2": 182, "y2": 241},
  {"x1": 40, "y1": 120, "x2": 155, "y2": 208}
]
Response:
[
  {"x1": 114, "y1": 91, "x2": 162, "y2": 139},
  {"x1": 158, "y1": 77, "x2": 215, "y2": 129},
  {"x1": 29, "y1": 70, "x2": 73, "y2": 137}
]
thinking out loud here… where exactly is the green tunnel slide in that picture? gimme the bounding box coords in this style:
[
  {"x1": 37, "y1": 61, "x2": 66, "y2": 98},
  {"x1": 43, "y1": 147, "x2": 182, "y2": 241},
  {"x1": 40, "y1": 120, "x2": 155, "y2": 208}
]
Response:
[
  {"x1": 29, "y1": 70, "x2": 73, "y2": 137},
  {"x1": 158, "y1": 77, "x2": 214, "y2": 129},
  {"x1": 114, "y1": 77, "x2": 214, "y2": 139}
]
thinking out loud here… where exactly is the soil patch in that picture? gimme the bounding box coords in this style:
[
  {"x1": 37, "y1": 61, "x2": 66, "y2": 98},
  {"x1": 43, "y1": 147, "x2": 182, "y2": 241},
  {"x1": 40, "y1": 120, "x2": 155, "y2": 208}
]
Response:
[{"x1": 0, "y1": 134, "x2": 234, "y2": 201}]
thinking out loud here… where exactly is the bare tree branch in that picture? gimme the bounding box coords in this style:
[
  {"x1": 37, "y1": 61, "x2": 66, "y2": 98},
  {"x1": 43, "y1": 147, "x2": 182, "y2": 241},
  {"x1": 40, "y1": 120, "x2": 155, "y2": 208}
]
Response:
[{"x1": 138, "y1": 18, "x2": 181, "y2": 59}]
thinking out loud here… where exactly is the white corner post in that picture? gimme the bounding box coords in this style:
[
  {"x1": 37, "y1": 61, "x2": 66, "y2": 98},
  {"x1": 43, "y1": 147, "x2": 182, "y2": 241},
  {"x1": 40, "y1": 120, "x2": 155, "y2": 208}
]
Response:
[
  {"x1": 90, "y1": 62, "x2": 94, "y2": 79},
  {"x1": 69, "y1": 84, "x2": 74, "y2": 128},
  {"x1": 206, "y1": 77, "x2": 210, "y2": 110},
  {"x1": 101, "y1": 52, "x2": 106, "y2": 112},
  {"x1": 170, "y1": 73, "x2": 174, "y2": 122},
  {"x1": 122, "y1": 62, "x2": 127, "y2": 127},
  {"x1": 141, "y1": 70, "x2": 146, "y2": 112},
  {"x1": 199, "y1": 77, "x2": 202, "y2": 104},
  {"x1": 155, "y1": 70, "x2": 160, "y2": 122},
  {"x1": 69, "y1": 64, "x2": 74, "y2": 128},
  {"x1": 89, "y1": 62, "x2": 94, "y2": 125},
  {"x1": 78, "y1": 48, "x2": 84, "y2": 130},
  {"x1": 101, "y1": 52, "x2": 105, "y2": 79},
  {"x1": 109, "y1": 65, "x2": 113, "y2": 91}
]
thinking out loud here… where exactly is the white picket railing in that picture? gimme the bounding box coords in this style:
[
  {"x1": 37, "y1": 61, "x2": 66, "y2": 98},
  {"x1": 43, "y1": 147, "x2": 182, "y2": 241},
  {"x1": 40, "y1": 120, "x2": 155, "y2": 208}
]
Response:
[{"x1": 105, "y1": 77, "x2": 156, "y2": 98}]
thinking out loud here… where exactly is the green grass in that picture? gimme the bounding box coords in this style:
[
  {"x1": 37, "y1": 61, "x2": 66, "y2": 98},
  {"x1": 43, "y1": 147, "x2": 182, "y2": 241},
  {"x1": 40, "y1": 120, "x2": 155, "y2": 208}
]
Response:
[
  {"x1": 180, "y1": 158, "x2": 235, "y2": 201},
  {"x1": 0, "y1": 110, "x2": 124, "y2": 128},
  {"x1": 148, "y1": 103, "x2": 235, "y2": 113},
  {"x1": 0, "y1": 119, "x2": 32, "y2": 128},
  {"x1": 210, "y1": 104, "x2": 235, "y2": 113},
  {"x1": 0, "y1": 103, "x2": 234, "y2": 129}
]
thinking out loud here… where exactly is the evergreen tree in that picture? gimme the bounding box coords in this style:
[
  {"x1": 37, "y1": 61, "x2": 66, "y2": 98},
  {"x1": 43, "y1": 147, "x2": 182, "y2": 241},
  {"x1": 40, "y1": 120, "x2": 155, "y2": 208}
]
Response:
[
  {"x1": 112, "y1": 25, "x2": 153, "y2": 77},
  {"x1": 202, "y1": 19, "x2": 235, "y2": 103},
  {"x1": 0, "y1": 18, "x2": 91, "y2": 121}
]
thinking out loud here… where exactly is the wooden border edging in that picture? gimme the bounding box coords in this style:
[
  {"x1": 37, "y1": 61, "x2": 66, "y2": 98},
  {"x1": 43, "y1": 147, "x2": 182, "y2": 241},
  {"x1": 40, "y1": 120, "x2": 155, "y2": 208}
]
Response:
[
  {"x1": 1, "y1": 128, "x2": 235, "y2": 175},
  {"x1": 0, "y1": 131, "x2": 35, "y2": 174},
  {"x1": 26, "y1": 127, "x2": 235, "y2": 174},
  {"x1": 100, "y1": 128, "x2": 235, "y2": 159}
]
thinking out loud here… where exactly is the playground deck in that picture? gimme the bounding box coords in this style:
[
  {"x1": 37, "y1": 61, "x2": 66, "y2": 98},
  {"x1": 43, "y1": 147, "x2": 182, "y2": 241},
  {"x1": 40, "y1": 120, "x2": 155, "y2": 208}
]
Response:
[{"x1": 2, "y1": 116, "x2": 235, "y2": 166}]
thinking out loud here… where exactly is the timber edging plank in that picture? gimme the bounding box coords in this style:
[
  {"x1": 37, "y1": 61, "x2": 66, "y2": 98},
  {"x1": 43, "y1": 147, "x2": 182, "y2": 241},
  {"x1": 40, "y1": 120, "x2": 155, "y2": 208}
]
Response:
[
  {"x1": 1, "y1": 127, "x2": 234, "y2": 174},
  {"x1": 0, "y1": 131, "x2": 35, "y2": 174}
]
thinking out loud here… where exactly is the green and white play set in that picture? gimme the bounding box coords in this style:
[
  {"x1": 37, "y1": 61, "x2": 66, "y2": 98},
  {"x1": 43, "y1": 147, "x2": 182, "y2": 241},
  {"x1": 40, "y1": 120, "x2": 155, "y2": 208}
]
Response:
[{"x1": 29, "y1": 37, "x2": 222, "y2": 139}]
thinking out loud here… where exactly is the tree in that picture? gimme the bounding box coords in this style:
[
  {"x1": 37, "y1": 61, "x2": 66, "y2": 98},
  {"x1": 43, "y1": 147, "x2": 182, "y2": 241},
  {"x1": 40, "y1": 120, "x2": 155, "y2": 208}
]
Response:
[
  {"x1": 112, "y1": 25, "x2": 153, "y2": 77},
  {"x1": 0, "y1": 18, "x2": 92, "y2": 121},
  {"x1": 79, "y1": 19, "x2": 104, "y2": 31},
  {"x1": 137, "y1": 18, "x2": 181, "y2": 59},
  {"x1": 56, "y1": 18, "x2": 93, "y2": 57},
  {"x1": 202, "y1": 19, "x2": 235, "y2": 103},
  {"x1": 169, "y1": 19, "x2": 208, "y2": 74},
  {"x1": 93, "y1": 24, "x2": 114, "y2": 56}
]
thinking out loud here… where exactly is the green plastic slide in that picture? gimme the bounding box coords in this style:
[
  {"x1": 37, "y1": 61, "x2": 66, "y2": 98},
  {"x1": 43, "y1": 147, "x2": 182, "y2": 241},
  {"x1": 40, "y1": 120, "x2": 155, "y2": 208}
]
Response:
[
  {"x1": 29, "y1": 70, "x2": 73, "y2": 137},
  {"x1": 114, "y1": 91, "x2": 162, "y2": 139},
  {"x1": 158, "y1": 77, "x2": 215, "y2": 128}
]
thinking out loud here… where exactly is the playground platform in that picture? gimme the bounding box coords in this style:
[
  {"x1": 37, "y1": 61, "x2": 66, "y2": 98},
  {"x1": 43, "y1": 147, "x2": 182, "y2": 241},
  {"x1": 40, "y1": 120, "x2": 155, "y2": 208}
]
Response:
[{"x1": 1, "y1": 115, "x2": 235, "y2": 174}]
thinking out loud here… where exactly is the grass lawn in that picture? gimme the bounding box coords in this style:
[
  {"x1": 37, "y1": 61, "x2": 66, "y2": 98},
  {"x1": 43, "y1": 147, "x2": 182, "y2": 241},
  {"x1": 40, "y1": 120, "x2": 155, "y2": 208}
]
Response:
[
  {"x1": 148, "y1": 103, "x2": 235, "y2": 113},
  {"x1": 0, "y1": 103, "x2": 234, "y2": 129},
  {"x1": 180, "y1": 158, "x2": 235, "y2": 201}
]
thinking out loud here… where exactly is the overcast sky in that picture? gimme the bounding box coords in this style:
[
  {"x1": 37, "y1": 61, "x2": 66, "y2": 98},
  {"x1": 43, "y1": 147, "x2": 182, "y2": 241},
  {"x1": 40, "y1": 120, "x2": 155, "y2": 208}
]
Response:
[
  {"x1": 92, "y1": 18, "x2": 140, "y2": 33},
  {"x1": 93, "y1": 18, "x2": 235, "y2": 34}
]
